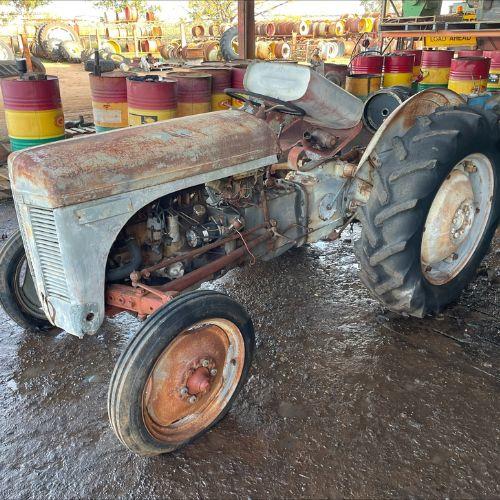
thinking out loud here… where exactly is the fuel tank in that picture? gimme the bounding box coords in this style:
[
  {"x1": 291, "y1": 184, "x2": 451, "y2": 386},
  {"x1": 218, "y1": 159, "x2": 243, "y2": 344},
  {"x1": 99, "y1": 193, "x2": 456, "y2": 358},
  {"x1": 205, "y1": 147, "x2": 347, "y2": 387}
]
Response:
[{"x1": 9, "y1": 110, "x2": 279, "y2": 208}]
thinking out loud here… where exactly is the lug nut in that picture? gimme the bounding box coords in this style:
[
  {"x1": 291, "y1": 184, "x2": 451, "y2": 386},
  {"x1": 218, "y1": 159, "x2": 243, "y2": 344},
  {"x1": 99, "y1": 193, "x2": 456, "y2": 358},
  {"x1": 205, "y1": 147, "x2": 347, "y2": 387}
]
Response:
[
  {"x1": 425, "y1": 265, "x2": 432, "y2": 272},
  {"x1": 452, "y1": 253, "x2": 458, "y2": 261},
  {"x1": 188, "y1": 395, "x2": 197, "y2": 404},
  {"x1": 201, "y1": 359, "x2": 210, "y2": 367},
  {"x1": 180, "y1": 387, "x2": 188, "y2": 396},
  {"x1": 210, "y1": 368, "x2": 217, "y2": 376}
]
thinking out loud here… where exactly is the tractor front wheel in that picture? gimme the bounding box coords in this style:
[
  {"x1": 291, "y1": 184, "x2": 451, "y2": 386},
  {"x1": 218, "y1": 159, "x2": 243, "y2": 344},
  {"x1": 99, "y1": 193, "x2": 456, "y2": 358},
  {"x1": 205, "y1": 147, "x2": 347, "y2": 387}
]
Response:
[
  {"x1": 356, "y1": 106, "x2": 500, "y2": 316},
  {"x1": 0, "y1": 230, "x2": 52, "y2": 330},
  {"x1": 108, "y1": 290, "x2": 255, "y2": 456}
]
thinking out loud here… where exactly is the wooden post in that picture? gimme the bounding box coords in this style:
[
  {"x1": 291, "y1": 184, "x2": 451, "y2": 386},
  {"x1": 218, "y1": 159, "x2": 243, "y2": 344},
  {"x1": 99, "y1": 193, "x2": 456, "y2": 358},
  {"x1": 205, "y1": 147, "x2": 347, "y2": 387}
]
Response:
[{"x1": 237, "y1": 0, "x2": 255, "y2": 60}]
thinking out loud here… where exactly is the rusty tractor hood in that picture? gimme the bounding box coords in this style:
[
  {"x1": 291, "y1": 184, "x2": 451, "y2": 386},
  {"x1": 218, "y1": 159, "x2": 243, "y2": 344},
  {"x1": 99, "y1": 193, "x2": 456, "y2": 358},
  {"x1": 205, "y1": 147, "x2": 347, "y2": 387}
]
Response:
[{"x1": 9, "y1": 110, "x2": 279, "y2": 208}]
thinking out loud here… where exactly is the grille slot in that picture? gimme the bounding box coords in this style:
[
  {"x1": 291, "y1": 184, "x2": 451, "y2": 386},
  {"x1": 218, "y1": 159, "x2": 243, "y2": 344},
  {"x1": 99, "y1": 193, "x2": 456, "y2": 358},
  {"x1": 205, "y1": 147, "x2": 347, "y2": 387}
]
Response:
[{"x1": 28, "y1": 207, "x2": 69, "y2": 301}]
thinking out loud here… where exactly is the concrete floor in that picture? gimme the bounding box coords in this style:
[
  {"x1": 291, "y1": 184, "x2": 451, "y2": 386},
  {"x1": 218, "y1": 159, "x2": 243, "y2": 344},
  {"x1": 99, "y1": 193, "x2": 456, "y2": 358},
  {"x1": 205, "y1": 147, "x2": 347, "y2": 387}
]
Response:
[{"x1": 0, "y1": 199, "x2": 499, "y2": 498}]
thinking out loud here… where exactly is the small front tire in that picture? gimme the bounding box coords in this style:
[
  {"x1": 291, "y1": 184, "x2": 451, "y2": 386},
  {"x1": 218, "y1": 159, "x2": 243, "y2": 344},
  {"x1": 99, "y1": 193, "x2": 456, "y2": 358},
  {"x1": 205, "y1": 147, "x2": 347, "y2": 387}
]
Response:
[
  {"x1": 0, "y1": 230, "x2": 52, "y2": 330},
  {"x1": 108, "y1": 290, "x2": 255, "y2": 456}
]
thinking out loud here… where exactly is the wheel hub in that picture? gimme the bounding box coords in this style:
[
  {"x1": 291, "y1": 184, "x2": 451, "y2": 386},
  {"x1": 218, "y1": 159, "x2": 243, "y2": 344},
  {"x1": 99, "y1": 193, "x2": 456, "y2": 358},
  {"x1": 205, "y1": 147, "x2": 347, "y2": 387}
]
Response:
[
  {"x1": 450, "y1": 199, "x2": 474, "y2": 244},
  {"x1": 421, "y1": 153, "x2": 494, "y2": 285},
  {"x1": 142, "y1": 319, "x2": 244, "y2": 443},
  {"x1": 421, "y1": 169, "x2": 474, "y2": 265},
  {"x1": 186, "y1": 366, "x2": 211, "y2": 395}
]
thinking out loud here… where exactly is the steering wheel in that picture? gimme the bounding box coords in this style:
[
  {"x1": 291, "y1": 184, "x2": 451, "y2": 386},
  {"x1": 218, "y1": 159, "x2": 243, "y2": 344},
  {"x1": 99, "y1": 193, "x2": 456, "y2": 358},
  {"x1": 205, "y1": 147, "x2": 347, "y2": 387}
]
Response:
[{"x1": 224, "y1": 88, "x2": 305, "y2": 116}]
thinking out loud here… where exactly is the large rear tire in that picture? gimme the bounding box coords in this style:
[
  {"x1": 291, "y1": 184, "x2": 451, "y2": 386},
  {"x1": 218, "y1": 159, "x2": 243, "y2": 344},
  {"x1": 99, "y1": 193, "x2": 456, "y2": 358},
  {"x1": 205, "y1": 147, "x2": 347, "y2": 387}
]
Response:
[
  {"x1": 355, "y1": 106, "x2": 500, "y2": 316},
  {"x1": 108, "y1": 290, "x2": 255, "y2": 456},
  {"x1": 220, "y1": 26, "x2": 238, "y2": 61}
]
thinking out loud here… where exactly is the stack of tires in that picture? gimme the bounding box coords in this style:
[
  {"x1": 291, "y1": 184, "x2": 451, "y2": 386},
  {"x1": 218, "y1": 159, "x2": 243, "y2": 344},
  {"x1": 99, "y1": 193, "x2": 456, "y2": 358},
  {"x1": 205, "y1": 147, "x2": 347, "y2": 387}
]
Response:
[{"x1": 35, "y1": 22, "x2": 83, "y2": 63}]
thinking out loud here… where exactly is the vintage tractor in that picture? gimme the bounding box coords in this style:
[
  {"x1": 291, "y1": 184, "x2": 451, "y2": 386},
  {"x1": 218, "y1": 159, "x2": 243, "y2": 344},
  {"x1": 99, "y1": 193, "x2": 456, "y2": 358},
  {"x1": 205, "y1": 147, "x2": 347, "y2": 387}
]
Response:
[{"x1": 1, "y1": 62, "x2": 498, "y2": 456}]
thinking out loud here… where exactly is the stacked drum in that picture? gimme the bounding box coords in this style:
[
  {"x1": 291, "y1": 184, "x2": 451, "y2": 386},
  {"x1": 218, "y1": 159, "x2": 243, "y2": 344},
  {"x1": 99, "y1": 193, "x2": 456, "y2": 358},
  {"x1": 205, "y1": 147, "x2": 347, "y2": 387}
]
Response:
[
  {"x1": 418, "y1": 50, "x2": 454, "y2": 91},
  {"x1": 127, "y1": 76, "x2": 177, "y2": 126},
  {"x1": 194, "y1": 67, "x2": 232, "y2": 111},
  {"x1": 230, "y1": 64, "x2": 247, "y2": 107},
  {"x1": 1, "y1": 75, "x2": 65, "y2": 151},
  {"x1": 168, "y1": 72, "x2": 212, "y2": 117},
  {"x1": 346, "y1": 53, "x2": 383, "y2": 100},
  {"x1": 448, "y1": 57, "x2": 491, "y2": 95},
  {"x1": 484, "y1": 50, "x2": 500, "y2": 92},
  {"x1": 396, "y1": 49, "x2": 422, "y2": 90},
  {"x1": 382, "y1": 53, "x2": 414, "y2": 88},
  {"x1": 89, "y1": 71, "x2": 129, "y2": 132}
]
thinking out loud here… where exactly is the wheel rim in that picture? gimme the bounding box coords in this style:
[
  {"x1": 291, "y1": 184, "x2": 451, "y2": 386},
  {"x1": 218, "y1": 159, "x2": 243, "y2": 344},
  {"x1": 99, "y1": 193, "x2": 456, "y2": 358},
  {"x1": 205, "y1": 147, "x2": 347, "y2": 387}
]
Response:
[
  {"x1": 231, "y1": 36, "x2": 238, "y2": 55},
  {"x1": 421, "y1": 153, "x2": 495, "y2": 285},
  {"x1": 142, "y1": 318, "x2": 245, "y2": 443},
  {"x1": 13, "y1": 255, "x2": 46, "y2": 320},
  {"x1": 47, "y1": 27, "x2": 74, "y2": 42}
]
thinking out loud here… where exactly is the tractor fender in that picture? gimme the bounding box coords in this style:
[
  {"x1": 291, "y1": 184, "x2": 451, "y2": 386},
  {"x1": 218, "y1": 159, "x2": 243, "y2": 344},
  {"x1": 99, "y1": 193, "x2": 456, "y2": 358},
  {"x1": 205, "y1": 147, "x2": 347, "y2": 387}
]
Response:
[
  {"x1": 354, "y1": 88, "x2": 465, "y2": 194},
  {"x1": 9, "y1": 110, "x2": 279, "y2": 337}
]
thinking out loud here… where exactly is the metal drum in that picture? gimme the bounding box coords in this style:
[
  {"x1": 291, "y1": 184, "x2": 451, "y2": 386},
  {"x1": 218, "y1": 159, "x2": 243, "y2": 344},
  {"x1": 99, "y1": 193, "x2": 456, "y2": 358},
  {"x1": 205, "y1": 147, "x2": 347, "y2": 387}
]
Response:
[
  {"x1": 448, "y1": 57, "x2": 490, "y2": 95},
  {"x1": 193, "y1": 67, "x2": 231, "y2": 111},
  {"x1": 359, "y1": 17, "x2": 375, "y2": 33},
  {"x1": 169, "y1": 72, "x2": 211, "y2": 117},
  {"x1": 1, "y1": 75, "x2": 65, "y2": 151},
  {"x1": 345, "y1": 74, "x2": 381, "y2": 101},
  {"x1": 457, "y1": 49, "x2": 483, "y2": 57},
  {"x1": 382, "y1": 53, "x2": 414, "y2": 88},
  {"x1": 397, "y1": 49, "x2": 422, "y2": 91},
  {"x1": 230, "y1": 64, "x2": 247, "y2": 108},
  {"x1": 89, "y1": 71, "x2": 129, "y2": 132},
  {"x1": 335, "y1": 20, "x2": 346, "y2": 36},
  {"x1": 362, "y1": 86, "x2": 412, "y2": 133},
  {"x1": 127, "y1": 76, "x2": 177, "y2": 126},
  {"x1": 397, "y1": 49, "x2": 422, "y2": 79},
  {"x1": 351, "y1": 54, "x2": 384, "y2": 75},
  {"x1": 483, "y1": 50, "x2": 500, "y2": 91},
  {"x1": 418, "y1": 50, "x2": 454, "y2": 91}
]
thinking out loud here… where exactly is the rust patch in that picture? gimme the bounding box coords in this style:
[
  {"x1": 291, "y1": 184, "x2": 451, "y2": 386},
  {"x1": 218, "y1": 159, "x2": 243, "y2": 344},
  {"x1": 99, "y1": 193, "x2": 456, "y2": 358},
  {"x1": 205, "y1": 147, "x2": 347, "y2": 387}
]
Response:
[{"x1": 9, "y1": 110, "x2": 279, "y2": 208}]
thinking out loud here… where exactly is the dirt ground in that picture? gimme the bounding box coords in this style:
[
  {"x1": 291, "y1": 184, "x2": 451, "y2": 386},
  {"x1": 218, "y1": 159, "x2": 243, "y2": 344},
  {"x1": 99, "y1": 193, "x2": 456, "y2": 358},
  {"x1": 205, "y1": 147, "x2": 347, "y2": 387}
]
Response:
[
  {"x1": 0, "y1": 63, "x2": 93, "y2": 142},
  {"x1": 0, "y1": 195, "x2": 498, "y2": 498}
]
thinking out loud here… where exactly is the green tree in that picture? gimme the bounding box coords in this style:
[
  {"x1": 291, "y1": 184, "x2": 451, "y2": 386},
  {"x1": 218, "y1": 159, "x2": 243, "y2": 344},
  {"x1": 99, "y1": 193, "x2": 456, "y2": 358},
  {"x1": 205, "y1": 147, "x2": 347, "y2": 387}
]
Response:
[
  {"x1": 93, "y1": 0, "x2": 158, "y2": 16},
  {"x1": 360, "y1": 0, "x2": 382, "y2": 14},
  {"x1": 187, "y1": 0, "x2": 236, "y2": 24},
  {"x1": 0, "y1": 0, "x2": 49, "y2": 17},
  {"x1": 186, "y1": 1, "x2": 285, "y2": 25}
]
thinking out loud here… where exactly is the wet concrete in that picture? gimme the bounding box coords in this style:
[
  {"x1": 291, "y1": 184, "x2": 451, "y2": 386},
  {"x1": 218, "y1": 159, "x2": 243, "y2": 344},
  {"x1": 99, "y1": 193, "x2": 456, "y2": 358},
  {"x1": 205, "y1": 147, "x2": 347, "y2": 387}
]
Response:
[{"x1": 0, "y1": 199, "x2": 498, "y2": 498}]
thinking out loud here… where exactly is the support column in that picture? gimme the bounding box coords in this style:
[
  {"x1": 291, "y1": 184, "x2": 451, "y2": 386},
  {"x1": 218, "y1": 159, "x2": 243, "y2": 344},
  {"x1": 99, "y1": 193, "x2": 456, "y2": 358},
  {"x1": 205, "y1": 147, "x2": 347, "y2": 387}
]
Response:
[{"x1": 237, "y1": 0, "x2": 255, "y2": 60}]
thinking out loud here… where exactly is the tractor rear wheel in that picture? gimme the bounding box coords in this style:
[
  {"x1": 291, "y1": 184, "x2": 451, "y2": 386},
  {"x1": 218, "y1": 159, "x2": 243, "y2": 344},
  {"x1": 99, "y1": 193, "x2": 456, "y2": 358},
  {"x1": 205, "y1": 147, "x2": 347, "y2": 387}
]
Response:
[
  {"x1": 356, "y1": 106, "x2": 500, "y2": 317},
  {"x1": 108, "y1": 290, "x2": 254, "y2": 456}
]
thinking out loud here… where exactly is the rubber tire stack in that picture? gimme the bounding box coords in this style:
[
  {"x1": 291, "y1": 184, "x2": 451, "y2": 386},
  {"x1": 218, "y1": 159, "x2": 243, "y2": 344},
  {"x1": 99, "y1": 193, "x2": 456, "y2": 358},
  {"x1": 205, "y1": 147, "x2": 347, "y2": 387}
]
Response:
[{"x1": 36, "y1": 21, "x2": 83, "y2": 63}]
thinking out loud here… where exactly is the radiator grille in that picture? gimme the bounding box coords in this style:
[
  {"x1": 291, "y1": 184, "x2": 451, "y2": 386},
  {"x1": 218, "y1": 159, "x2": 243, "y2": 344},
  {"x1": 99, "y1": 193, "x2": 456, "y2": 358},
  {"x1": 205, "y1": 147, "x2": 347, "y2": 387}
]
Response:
[{"x1": 28, "y1": 207, "x2": 69, "y2": 301}]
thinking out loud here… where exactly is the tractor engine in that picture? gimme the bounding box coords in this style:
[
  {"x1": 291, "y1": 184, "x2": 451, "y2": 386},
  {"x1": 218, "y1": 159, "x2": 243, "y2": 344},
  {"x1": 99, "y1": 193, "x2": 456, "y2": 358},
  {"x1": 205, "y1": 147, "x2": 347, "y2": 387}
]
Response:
[{"x1": 107, "y1": 160, "x2": 356, "y2": 288}]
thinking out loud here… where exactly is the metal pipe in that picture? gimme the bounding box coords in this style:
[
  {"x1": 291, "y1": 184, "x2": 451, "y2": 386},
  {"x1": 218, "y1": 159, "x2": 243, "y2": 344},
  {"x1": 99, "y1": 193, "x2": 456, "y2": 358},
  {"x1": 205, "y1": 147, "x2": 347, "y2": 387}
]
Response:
[
  {"x1": 136, "y1": 223, "x2": 267, "y2": 279},
  {"x1": 164, "y1": 232, "x2": 272, "y2": 292}
]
